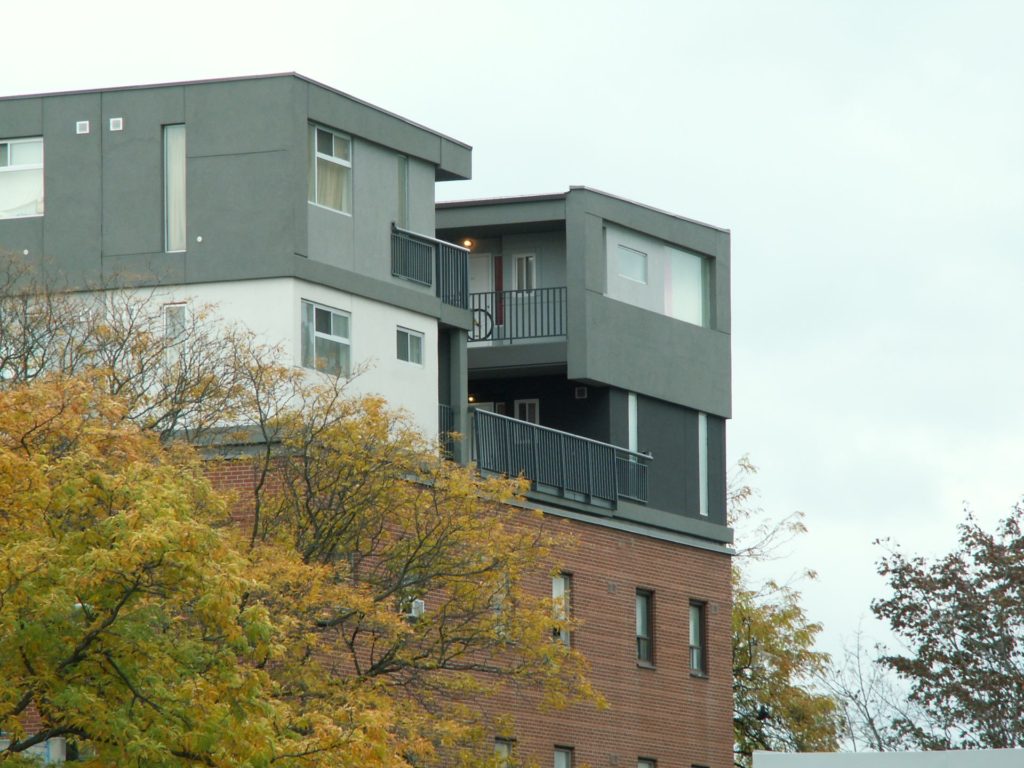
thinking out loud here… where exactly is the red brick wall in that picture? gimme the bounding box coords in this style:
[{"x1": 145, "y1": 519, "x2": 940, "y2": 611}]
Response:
[
  {"x1": 489, "y1": 515, "x2": 733, "y2": 768},
  {"x1": 205, "y1": 461, "x2": 733, "y2": 768}
]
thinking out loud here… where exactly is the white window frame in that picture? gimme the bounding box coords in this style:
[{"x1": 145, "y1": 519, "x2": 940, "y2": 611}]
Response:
[
  {"x1": 163, "y1": 124, "x2": 187, "y2": 252},
  {"x1": 0, "y1": 136, "x2": 45, "y2": 220},
  {"x1": 514, "y1": 254, "x2": 536, "y2": 291},
  {"x1": 396, "y1": 326, "x2": 424, "y2": 365},
  {"x1": 308, "y1": 123, "x2": 352, "y2": 215},
  {"x1": 514, "y1": 398, "x2": 539, "y2": 424},
  {"x1": 689, "y1": 600, "x2": 707, "y2": 676},
  {"x1": 617, "y1": 244, "x2": 648, "y2": 284},
  {"x1": 301, "y1": 299, "x2": 351, "y2": 378},
  {"x1": 552, "y1": 573, "x2": 572, "y2": 647}
]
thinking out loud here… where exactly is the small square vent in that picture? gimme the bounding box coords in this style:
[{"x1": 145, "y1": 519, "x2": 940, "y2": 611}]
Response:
[
  {"x1": 574, "y1": 386, "x2": 588, "y2": 400},
  {"x1": 75, "y1": 120, "x2": 90, "y2": 135},
  {"x1": 109, "y1": 117, "x2": 124, "y2": 131}
]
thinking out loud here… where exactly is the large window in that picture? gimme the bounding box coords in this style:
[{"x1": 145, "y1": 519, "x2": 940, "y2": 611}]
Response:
[
  {"x1": 396, "y1": 327, "x2": 423, "y2": 365},
  {"x1": 689, "y1": 601, "x2": 707, "y2": 676},
  {"x1": 0, "y1": 137, "x2": 44, "y2": 219},
  {"x1": 308, "y1": 124, "x2": 352, "y2": 214},
  {"x1": 301, "y1": 300, "x2": 350, "y2": 377},
  {"x1": 636, "y1": 589, "x2": 653, "y2": 664},
  {"x1": 552, "y1": 573, "x2": 572, "y2": 647},
  {"x1": 163, "y1": 125, "x2": 186, "y2": 252}
]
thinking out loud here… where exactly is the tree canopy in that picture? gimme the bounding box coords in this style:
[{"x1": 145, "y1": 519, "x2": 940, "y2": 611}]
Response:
[
  {"x1": 730, "y1": 459, "x2": 842, "y2": 766},
  {"x1": 0, "y1": 259, "x2": 599, "y2": 766},
  {"x1": 872, "y1": 504, "x2": 1024, "y2": 749}
]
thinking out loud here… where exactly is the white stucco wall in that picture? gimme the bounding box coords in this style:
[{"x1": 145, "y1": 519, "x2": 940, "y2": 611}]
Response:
[
  {"x1": 753, "y1": 749, "x2": 1024, "y2": 768},
  {"x1": 149, "y1": 277, "x2": 439, "y2": 436}
]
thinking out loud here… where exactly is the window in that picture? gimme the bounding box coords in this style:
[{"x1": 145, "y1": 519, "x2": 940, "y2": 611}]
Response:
[
  {"x1": 552, "y1": 573, "x2": 571, "y2": 647},
  {"x1": 627, "y1": 392, "x2": 638, "y2": 453},
  {"x1": 494, "y1": 739, "x2": 514, "y2": 768},
  {"x1": 554, "y1": 747, "x2": 573, "y2": 768},
  {"x1": 301, "y1": 300, "x2": 350, "y2": 377},
  {"x1": 514, "y1": 398, "x2": 539, "y2": 424},
  {"x1": 514, "y1": 254, "x2": 536, "y2": 291},
  {"x1": 698, "y1": 412, "x2": 709, "y2": 517},
  {"x1": 0, "y1": 137, "x2": 44, "y2": 219},
  {"x1": 397, "y1": 155, "x2": 409, "y2": 228},
  {"x1": 666, "y1": 246, "x2": 709, "y2": 326},
  {"x1": 163, "y1": 303, "x2": 187, "y2": 341},
  {"x1": 689, "y1": 601, "x2": 707, "y2": 675},
  {"x1": 636, "y1": 589, "x2": 653, "y2": 664},
  {"x1": 638, "y1": 759, "x2": 656, "y2": 768},
  {"x1": 163, "y1": 125, "x2": 186, "y2": 252},
  {"x1": 308, "y1": 124, "x2": 352, "y2": 214},
  {"x1": 617, "y1": 244, "x2": 647, "y2": 284},
  {"x1": 396, "y1": 327, "x2": 423, "y2": 365}
]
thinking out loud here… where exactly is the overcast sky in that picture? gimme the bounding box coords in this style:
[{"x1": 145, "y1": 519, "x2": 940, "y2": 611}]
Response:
[{"x1": 8, "y1": 0, "x2": 1023, "y2": 657}]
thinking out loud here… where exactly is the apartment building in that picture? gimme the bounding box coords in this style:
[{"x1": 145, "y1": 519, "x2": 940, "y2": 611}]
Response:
[{"x1": 0, "y1": 75, "x2": 732, "y2": 767}]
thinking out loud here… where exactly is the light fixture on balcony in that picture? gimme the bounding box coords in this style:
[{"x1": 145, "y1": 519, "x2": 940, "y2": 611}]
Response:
[
  {"x1": 462, "y1": 238, "x2": 474, "y2": 249},
  {"x1": 468, "y1": 394, "x2": 476, "y2": 403}
]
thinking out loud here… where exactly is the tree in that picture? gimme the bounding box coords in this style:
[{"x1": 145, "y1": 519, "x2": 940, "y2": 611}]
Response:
[
  {"x1": 0, "y1": 256, "x2": 600, "y2": 765},
  {"x1": 871, "y1": 504, "x2": 1024, "y2": 749},
  {"x1": 730, "y1": 458, "x2": 842, "y2": 767}
]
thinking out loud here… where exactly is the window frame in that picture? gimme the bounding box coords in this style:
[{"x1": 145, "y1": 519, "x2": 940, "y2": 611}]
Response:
[
  {"x1": 514, "y1": 254, "x2": 536, "y2": 291},
  {"x1": 636, "y1": 589, "x2": 654, "y2": 665},
  {"x1": 396, "y1": 326, "x2": 424, "y2": 365},
  {"x1": 514, "y1": 398, "x2": 539, "y2": 424},
  {"x1": 308, "y1": 123, "x2": 353, "y2": 215},
  {"x1": 494, "y1": 738, "x2": 515, "y2": 768},
  {"x1": 689, "y1": 600, "x2": 708, "y2": 677},
  {"x1": 552, "y1": 572, "x2": 572, "y2": 647},
  {"x1": 638, "y1": 759, "x2": 657, "y2": 768},
  {"x1": 554, "y1": 747, "x2": 573, "y2": 768},
  {"x1": 163, "y1": 124, "x2": 187, "y2": 252},
  {"x1": 0, "y1": 136, "x2": 45, "y2": 220},
  {"x1": 300, "y1": 299, "x2": 351, "y2": 378}
]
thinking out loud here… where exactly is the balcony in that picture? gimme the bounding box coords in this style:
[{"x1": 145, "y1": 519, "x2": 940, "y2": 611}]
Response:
[
  {"x1": 469, "y1": 287, "x2": 567, "y2": 343},
  {"x1": 391, "y1": 225, "x2": 469, "y2": 309},
  {"x1": 471, "y1": 408, "x2": 650, "y2": 506}
]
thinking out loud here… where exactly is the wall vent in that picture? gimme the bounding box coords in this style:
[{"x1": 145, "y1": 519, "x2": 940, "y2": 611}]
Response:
[
  {"x1": 75, "y1": 120, "x2": 90, "y2": 135},
  {"x1": 109, "y1": 117, "x2": 124, "y2": 131},
  {"x1": 574, "y1": 386, "x2": 588, "y2": 400}
]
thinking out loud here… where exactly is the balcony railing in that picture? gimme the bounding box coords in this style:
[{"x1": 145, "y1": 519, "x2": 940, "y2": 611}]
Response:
[
  {"x1": 471, "y1": 409, "x2": 650, "y2": 505},
  {"x1": 391, "y1": 225, "x2": 469, "y2": 309},
  {"x1": 469, "y1": 287, "x2": 567, "y2": 343}
]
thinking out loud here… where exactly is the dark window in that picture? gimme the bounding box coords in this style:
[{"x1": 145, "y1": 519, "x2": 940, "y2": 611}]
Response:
[{"x1": 636, "y1": 589, "x2": 653, "y2": 663}]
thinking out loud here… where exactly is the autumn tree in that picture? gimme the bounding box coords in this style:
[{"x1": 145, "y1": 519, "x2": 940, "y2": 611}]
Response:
[
  {"x1": 871, "y1": 504, "x2": 1024, "y2": 749},
  {"x1": 730, "y1": 458, "x2": 842, "y2": 767}
]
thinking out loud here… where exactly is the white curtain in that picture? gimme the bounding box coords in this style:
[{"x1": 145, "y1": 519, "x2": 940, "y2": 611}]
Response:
[{"x1": 164, "y1": 125, "x2": 186, "y2": 251}]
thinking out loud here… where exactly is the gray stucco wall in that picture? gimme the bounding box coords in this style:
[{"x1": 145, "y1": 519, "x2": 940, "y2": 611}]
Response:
[{"x1": 0, "y1": 75, "x2": 470, "y2": 325}]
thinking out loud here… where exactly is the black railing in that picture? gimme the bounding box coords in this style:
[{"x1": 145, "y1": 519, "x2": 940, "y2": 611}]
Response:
[
  {"x1": 391, "y1": 226, "x2": 469, "y2": 309},
  {"x1": 438, "y1": 403, "x2": 456, "y2": 458},
  {"x1": 469, "y1": 287, "x2": 567, "y2": 343},
  {"x1": 472, "y1": 409, "x2": 650, "y2": 505}
]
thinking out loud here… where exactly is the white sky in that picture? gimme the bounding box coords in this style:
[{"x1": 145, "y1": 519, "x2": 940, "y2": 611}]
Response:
[{"x1": 8, "y1": 0, "x2": 1024, "y2": 657}]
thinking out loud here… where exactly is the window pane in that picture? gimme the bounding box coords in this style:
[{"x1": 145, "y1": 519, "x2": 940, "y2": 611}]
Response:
[
  {"x1": 396, "y1": 329, "x2": 407, "y2": 360},
  {"x1": 409, "y1": 332, "x2": 422, "y2": 364},
  {"x1": 301, "y1": 302, "x2": 314, "y2": 368},
  {"x1": 317, "y1": 158, "x2": 347, "y2": 211},
  {"x1": 0, "y1": 168, "x2": 44, "y2": 218},
  {"x1": 317, "y1": 128, "x2": 333, "y2": 155},
  {"x1": 314, "y1": 336, "x2": 343, "y2": 376},
  {"x1": 164, "y1": 305, "x2": 187, "y2": 340},
  {"x1": 0, "y1": 144, "x2": 7, "y2": 166},
  {"x1": 10, "y1": 140, "x2": 43, "y2": 165},
  {"x1": 636, "y1": 594, "x2": 648, "y2": 636},
  {"x1": 164, "y1": 125, "x2": 186, "y2": 251},
  {"x1": 667, "y1": 247, "x2": 704, "y2": 325},
  {"x1": 307, "y1": 125, "x2": 316, "y2": 203},
  {"x1": 331, "y1": 311, "x2": 349, "y2": 338},
  {"x1": 554, "y1": 749, "x2": 572, "y2": 768},
  {"x1": 690, "y1": 604, "x2": 701, "y2": 646},
  {"x1": 332, "y1": 135, "x2": 350, "y2": 162},
  {"x1": 618, "y1": 245, "x2": 647, "y2": 284},
  {"x1": 315, "y1": 307, "x2": 331, "y2": 334}
]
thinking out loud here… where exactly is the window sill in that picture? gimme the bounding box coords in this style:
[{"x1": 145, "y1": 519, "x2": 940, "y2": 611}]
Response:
[
  {"x1": 308, "y1": 201, "x2": 352, "y2": 218},
  {"x1": 690, "y1": 671, "x2": 708, "y2": 679},
  {"x1": 636, "y1": 661, "x2": 656, "y2": 670}
]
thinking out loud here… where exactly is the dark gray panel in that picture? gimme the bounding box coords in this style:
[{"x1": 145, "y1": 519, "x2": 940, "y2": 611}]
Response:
[
  {"x1": 706, "y1": 415, "x2": 727, "y2": 525},
  {"x1": 184, "y1": 79, "x2": 293, "y2": 159},
  {"x1": 0, "y1": 98, "x2": 43, "y2": 137}
]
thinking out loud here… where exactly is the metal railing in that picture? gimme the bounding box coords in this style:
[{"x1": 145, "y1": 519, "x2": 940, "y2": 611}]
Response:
[
  {"x1": 391, "y1": 225, "x2": 469, "y2": 309},
  {"x1": 438, "y1": 403, "x2": 456, "y2": 458},
  {"x1": 471, "y1": 409, "x2": 650, "y2": 505},
  {"x1": 468, "y1": 287, "x2": 567, "y2": 342}
]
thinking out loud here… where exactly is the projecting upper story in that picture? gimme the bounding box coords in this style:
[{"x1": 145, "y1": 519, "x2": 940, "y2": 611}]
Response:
[
  {"x1": 0, "y1": 73, "x2": 472, "y2": 326},
  {"x1": 436, "y1": 187, "x2": 731, "y2": 418}
]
